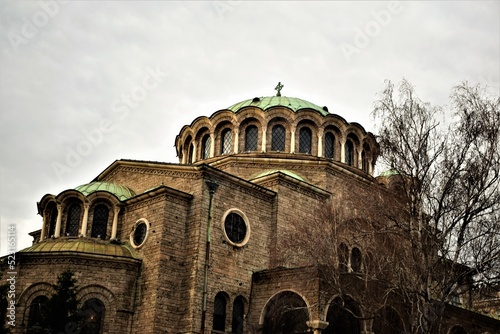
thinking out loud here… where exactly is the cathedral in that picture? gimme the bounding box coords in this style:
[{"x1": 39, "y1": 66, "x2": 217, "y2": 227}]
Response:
[{"x1": 1, "y1": 85, "x2": 499, "y2": 333}]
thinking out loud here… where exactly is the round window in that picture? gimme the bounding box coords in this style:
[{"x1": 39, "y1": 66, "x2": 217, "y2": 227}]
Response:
[
  {"x1": 130, "y1": 219, "x2": 149, "y2": 248},
  {"x1": 222, "y1": 210, "x2": 250, "y2": 247}
]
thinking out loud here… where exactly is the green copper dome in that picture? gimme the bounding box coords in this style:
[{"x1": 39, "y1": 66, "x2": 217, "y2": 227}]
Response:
[
  {"x1": 75, "y1": 181, "x2": 136, "y2": 201},
  {"x1": 227, "y1": 96, "x2": 330, "y2": 116},
  {"x1": 20, "y1": 238, "x2": 138, "y2": 259}
]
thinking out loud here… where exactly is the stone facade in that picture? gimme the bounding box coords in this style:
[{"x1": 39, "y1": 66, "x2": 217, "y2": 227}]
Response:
[{"x1": 1, "y1": 95, "x2": 498, "y2": 333}]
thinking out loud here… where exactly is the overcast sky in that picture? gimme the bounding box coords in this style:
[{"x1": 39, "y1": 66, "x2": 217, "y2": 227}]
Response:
[{"x1": 0, "y1": 1, "x2": 498, "y2": 256}]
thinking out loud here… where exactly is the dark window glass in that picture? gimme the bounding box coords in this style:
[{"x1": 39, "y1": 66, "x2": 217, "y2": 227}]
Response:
[
  {"x1": 188, "y1": 143, "x2": 194, "y2": 164},
  {"x1": 91, "y1": 204, "x2": 108, "y2": 240},
  {"x1": 48, "y1": 205, "x2": 58, "y2": 238},
  {"x1": 245, "y1": 125, "x2": 258, "y2": 151},
  {"x1": 65, "y1": 203, "x2": 81, "y2": 237},
  {"x1": 362, "y1": 151, "x2": 369, "y2": 172},
  {"x1": 133, "y1": 222, "x2": 147, "y2": 246},
  {"x1": 213, "y1": 293, "x2": 226, "y2": 331},
  {"x1": 351, "y1": 247, "x2": 362, "y2": 273},
  {"x1": 232, "y1": 297, "x2": 245, "y2": 334},
  {"x1": 271, "y1": 125, "x2": 286, "y2": 151},
  {"x1": 299, "y1": 127, "x2": 312, "y2": 154},
  {"x1": 221, "y1": 129, "x2": 232, "y2": 155},
  {"x1": 346, "y1": 140, "x2": 354, "y2": 166},
  {"x1": 202, "y1": 134, "x2": 211, "y2": 159},
  {"x1": 325, "y1": 132, "x2": 335, "y2": 159},
  {"x1": 450, "y1": 326, "x2": 468, "y2": 334},
  {"x1": 224, "y1": 213, "x2": 247, "y2": 244},
  {"x1": 81, "y1": 298, "x2": 105, "y2": 334},
  {"x1": 27, "y1": 295, "x2": 49, "y2": 329},
  {"x1": 338, "y1": 243, "x2": 349, "y2": 273}
]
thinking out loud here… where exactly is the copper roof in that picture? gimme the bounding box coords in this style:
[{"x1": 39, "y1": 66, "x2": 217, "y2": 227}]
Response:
[{"x1": 227, "y1": 96, "x2": 330, "y2": 116}]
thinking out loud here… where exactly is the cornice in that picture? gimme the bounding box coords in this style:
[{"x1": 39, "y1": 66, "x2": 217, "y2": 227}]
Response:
[{"x1": 18, "y1": 251, "x2": 142, "y2": 271}]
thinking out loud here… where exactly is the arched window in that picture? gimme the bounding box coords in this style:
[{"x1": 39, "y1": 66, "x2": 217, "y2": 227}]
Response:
[
  {"x1": 232, "y1": 297, "x2": 245, "y2": 334},
  {"x1": 27, "y1": 295, "x2": 49, "y2": 330},
  {"x1": 188, "y1": 143, "x2": 194, "y2": 164},
  {"x1": 351, "y1": 247, "x2": 362, "y2": 273},
  {"x1": 324, "y1": 132, "x2": 335, "y2": 159},
  {"x1": 338, "y1": 243, "x2": 349, "y2": 273},
  {"x1": 91, "y1": 204, "x2": 109, "y2": 240},
  {"x1": 65, "y1": 203, "x2": 81, "y2": 237},
  {"x1": 345, "y1": 139, "x2": 354, "y2": 166},
  {"x1": 213, "y1": 293, "x2": 227, "y2": 332},
  {"x1": 221, "y1": 129, "x2": 232, "y2": 155},
  {"x1": 361, "y1": 151, "x2": 367, "y2": 172},
  {"x1": 202, "y1": 134, "x2": 211, "y2": 160},
  {"x1": 47, "y1": 205, "x2": 58, "y2": 238},
  {"x1": 80, "y1": 298, "x2": 105, "y2": 334},
  {"x1": 271, "y1": 125, "x2": 286, "y2": 151},
  {"x1": 245, "y1": 125, "x2": 258, "y2": 151},
  {"x1": 299, "y1": 127, "x2": 312, "y2": 154}
]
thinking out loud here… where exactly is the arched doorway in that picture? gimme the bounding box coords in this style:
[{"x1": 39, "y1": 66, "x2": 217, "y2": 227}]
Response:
[
  {"x1": 262, "y1": 291, "x2": 309, "y2": 334},
  {"x1": 323, "y1": 296, "x2": 361, "y2": 334}
]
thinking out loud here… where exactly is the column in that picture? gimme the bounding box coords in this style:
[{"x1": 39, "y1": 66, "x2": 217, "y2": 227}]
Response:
[
  {"x1": 192, "y1": 143, "x2": 198, "y2": 163},
  {"x1": 290, "y1": 126, "x2": 296, "y2": 153},
  {"x1": 306, "y1": 320, "x2": 329, "y2": 334},
  {"x1": 361, "y1": 318, "x2": 374, "y2": 334},
  {"x1": 80, "y1": 203, "x2": 90, "y2": 237},
  {"x1": 358, "y1": 150, "x2": 363, "y2": 169},
  {"x1": 54, "y1": 203, "x2": 63, "y2": 238},
  {"x1": 111, "y1": 205, "x2": 120, "y2": 239},
  {"x1": 210, "y1": 133, "x2": 215, "y2": 158},
  {"x1": 234, "y1": 129, "x2": 239, "y2": 153},
  {"x1": 181, "y1": 146, "x2": 186, "y2": 164},
  {"x1": 40, "y1": 211, "x2": 47, "y2": 241},
  {"x1": 317, "y1": 130, "x2": 324, "y2": 158},
  {"x1": 341, "y1": 139, "x2": 346, "y2": 163},
  {"x1": 261, "y1": 128, "x2": 267, "y2": 152}
]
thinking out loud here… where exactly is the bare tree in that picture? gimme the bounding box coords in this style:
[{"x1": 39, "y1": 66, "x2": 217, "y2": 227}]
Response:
[
  {"x1": 278, "y1": 204, "x2": 410, "y2": 333},
  {"x1": 277, "y1": 80, "x2": 499, "y2": 334},
  {"x1": 372, "y1": 79, "x2": 500, "y2": 334}
]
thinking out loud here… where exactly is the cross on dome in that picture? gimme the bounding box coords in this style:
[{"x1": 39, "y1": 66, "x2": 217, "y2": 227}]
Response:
[{"x1": 275, "y1": 82, "x2": 284, "y2": 96}]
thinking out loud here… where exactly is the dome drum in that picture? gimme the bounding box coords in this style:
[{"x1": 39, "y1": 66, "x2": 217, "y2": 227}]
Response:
[{"x1": 175, "y1": 96, "x2": 379, "y2": 175}]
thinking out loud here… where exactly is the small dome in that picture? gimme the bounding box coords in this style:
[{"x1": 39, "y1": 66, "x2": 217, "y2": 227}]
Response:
[
  {"x1": 227, "y1": 96, "x2": 329, "y2": 116},
  {"x1": 20, "y1": 238, "x2": 138, "y2": 259},
  {"x1": 75, "y1": 181, "x2": 136, "y2": 201}
]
